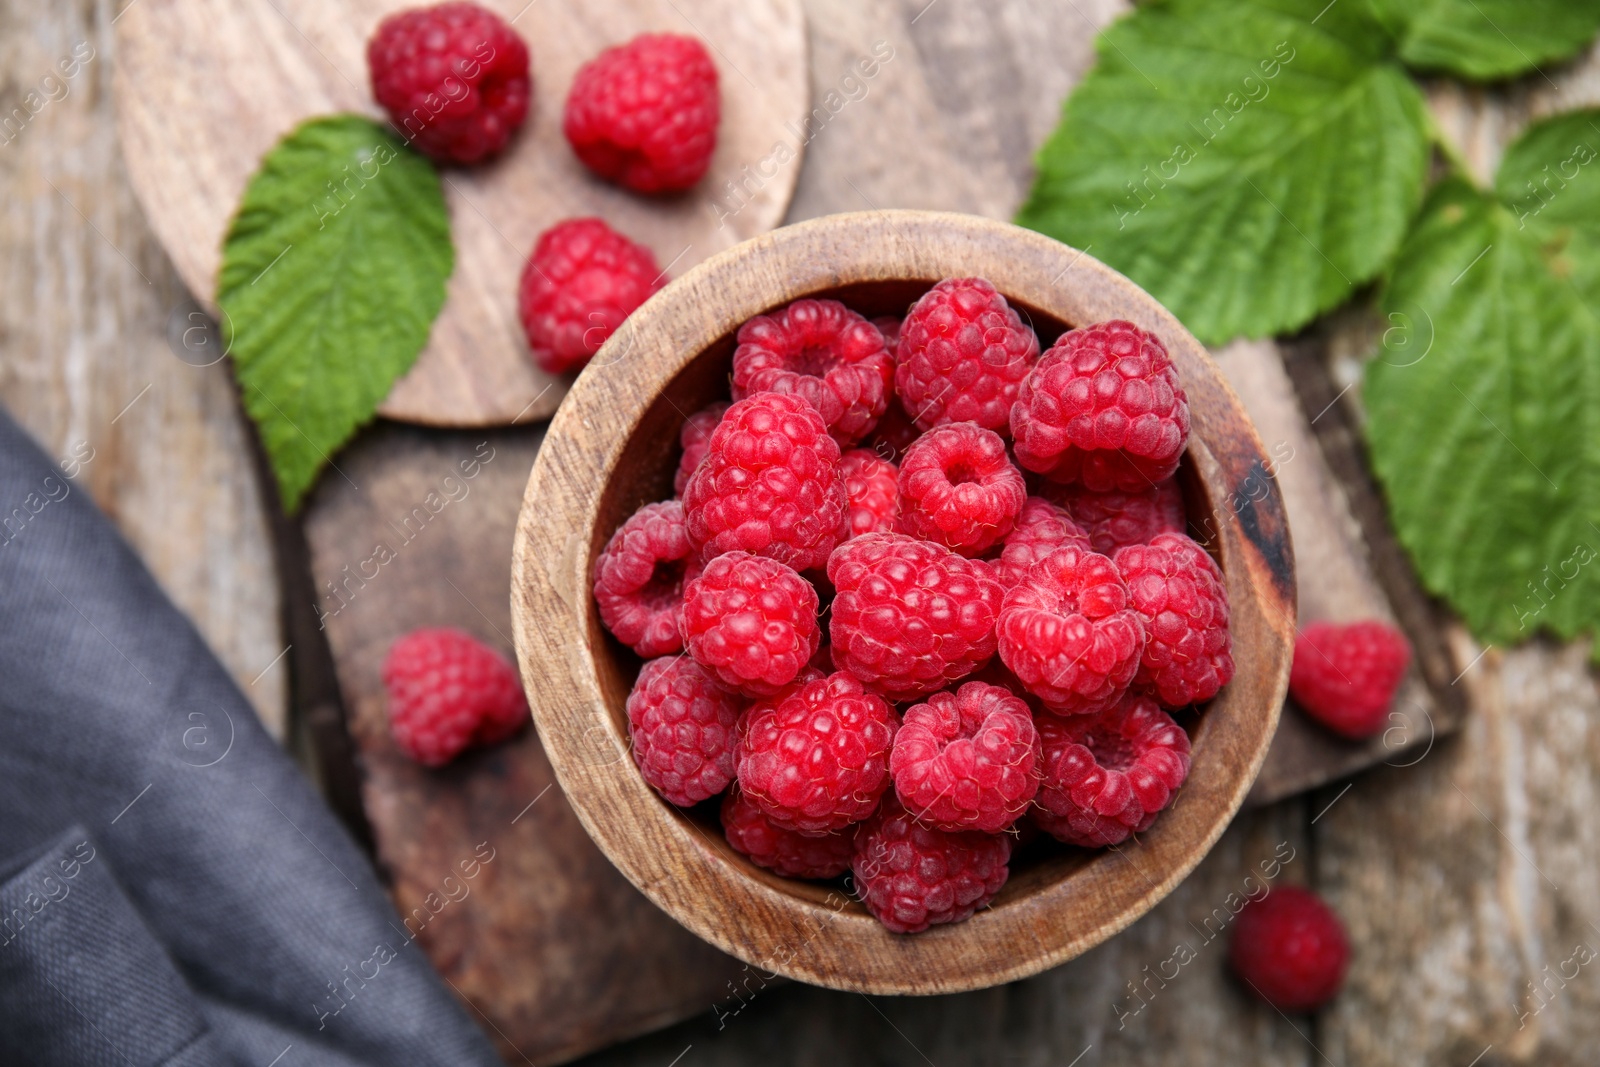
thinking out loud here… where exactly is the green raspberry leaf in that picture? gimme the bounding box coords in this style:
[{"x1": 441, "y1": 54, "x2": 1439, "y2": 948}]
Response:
[
  {"x1": 219, "y1": 115, "x2": 453, "y2": 513},
  {"x1": 1370, "y1": 0, "x2": 1600, "y2": 81},
  {"x1": 1015, "y1": 0, "x2": 1430, "y2": 346},
  {"x1": 1365, "y1": 110, "x2": 1600, "y2": 646}
]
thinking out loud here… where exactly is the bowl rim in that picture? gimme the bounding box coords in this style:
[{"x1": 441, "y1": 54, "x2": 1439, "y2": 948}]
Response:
[{"x1": 511, "y1": 209, "x2": 1295, "y2": 995}]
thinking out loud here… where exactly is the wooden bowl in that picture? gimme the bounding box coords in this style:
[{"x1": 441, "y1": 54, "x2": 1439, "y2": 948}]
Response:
[{"x1": 511, "y1": 210, "x2": 1295, "y2": 994}]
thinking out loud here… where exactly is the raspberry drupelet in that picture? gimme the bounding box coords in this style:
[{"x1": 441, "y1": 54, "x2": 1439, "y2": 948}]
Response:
[
  {"x1": 682, "y1": 392, "x2": 846, "y2": 571},
  {"x1": 367, "y1": 2, "x2": 532, "y2": 164},
  {"x1": 1011, "y1": 320, "x2": 1189, "y2": 492},
  {"x1": 383, "y1": 628, "x2": 528, "y2": 767},
  {"x1": 895, "y1": 277, "x2": 1039, "y2": 434},
  {"x1": 994, "y1": 496, "x2": 1094, "y2": 591},
  {"x1": 998, "y1": 545, "x2": 1146, "y2": 715},
  {"x1": 680, "y1": 551, "x2": 819, "y2": 697},
  {"x1": 625, "y1": 654, "x2": 743, "y2": 807},
  {"x1": 827, "y1": 532, "x2": 1004, "y2": 700},
  {"x1": 1046, "y1": 478, "x2": 1187, "y2": 555},
  {"x1": 1032, "y1": 693, "x2": 1190, "y2": 847},
  {"x1": 592, "y1": 499, "x2": 696, "y2": 657},
  {"x1": 896, "y1": 422, "x2": 1027, "y2": 557},
  {"x1": 518, "y1": 218, "x2": 664, "y2": 374},
  {"x1": 839, "y1": 448, "x2": 899, "y2": 538},
  {"x1": 1116, "y1": 532, "x2": 1234, "y2": 708},
  {"x1": 851, "y1": 795, "x2": 1012, "y2": 934},
  {"x1": 731, "y1": 299, "x2": 894, "y2": 445},
  {"x1": 563, "y1": 33, "x2": 720, "y2": 193},
  {"x1": 720, "y1": 787, "x2": 854, "y2": 879},
  {"x1": 736, "y1": 671, "x2": 898, "y2": 834},
  {"x1": 1289, "y1": 620, "x2": 1411, "y2": 739},
  {"x1": 890, "y1": 681, "x2": 1041, "y2": 833}
]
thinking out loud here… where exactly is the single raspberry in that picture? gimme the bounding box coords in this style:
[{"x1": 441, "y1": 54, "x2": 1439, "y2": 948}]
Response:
[
  {"x1": 827, "y1": 532, "x2": 1004, "y2": 700},
  {"x1": 626, "y1": 655, "x2": 742, "y2": 806},
  {"x1": 997, "y1": 545, "x2": 1145, "y2": 714},
  {"x1": 1229, "y1": 885, "x2": 1350, "y2": 1013},
  {"x1": 872, "y1": 315, "x2": 903, "y2": 358},
  {"x1": 995, "y1": 496, "x2": 1093, "y2": 590},
  {"x1": 1011, "y1": 320, "x2": 1190, "y2": 491},
  {"x1": 367, "y1": 2, "x2": 531, "y2": 165},
  {"x1": 895, "y1": 277, "x2": 1039, "y2": 433},
  {"x1": 1115, "y1": 533, "x2": 1233, "y2": 708},
  {"x1": 673, "y1": 402, "x2": 730, "y2": 496},
  {"x1": 890, "y1": 681, "x2": 1041, "y2": 833},
  {"x1": 851, "y1": 795, "x2": 1011, "y2": 934},
  {"x1": 563, "y1": 33, "x2": 720, "y2": 193},
  {"x1": 383, "y1": 628, "x2": 528, "y2": 767},
  {"x1": 681, "y1": 551, "x2": 819, "y2": 696},
  {"x1": 682, "y1": 392, "x2": 846, "y2": 571},
  {"x1": 839, "y1": 448, "x2": 899, "y2": 538},
  {"x1": 1047, "y1": 478, "x2": 1187, "y2": 555},
  {"x1": 737, "y1": 671, "x2": 897, "y2": 834},
  {"x1": 732, "y1": 300, "x2": 894, "y2": 445},
  {"x1": 1289, "y1": 620, "x2": 1412, "y2": 739},
  {"x1": 593, "y1": 499, "x2": 695, "y2": 657},
  {"x1": 1033, "y1": 694, "x2": 1190, "y2": 847},
  {"x1": 720, "y1": 787, "x2": 853, "y2": 879},
  {"x1": 896, "y1": 423, "x2": 1026, "y2": 557},
  {"x1": 518, "y1": 218, "x2": 664, "y2": 374},
  {"x1": 865, "y1": 397, "x2": 921, "y2": 463}
]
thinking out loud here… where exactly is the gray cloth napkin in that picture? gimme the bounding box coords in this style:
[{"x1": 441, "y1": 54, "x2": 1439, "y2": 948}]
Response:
[{"x1": 0, "y1": 406, "x2": 500, "y2": 1066}]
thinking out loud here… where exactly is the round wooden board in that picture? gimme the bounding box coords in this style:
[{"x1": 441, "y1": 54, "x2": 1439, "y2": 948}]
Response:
[
  {"x1": 113, "y1": 0, "x2": 808, "y2": 427},
  {"x1": 512, "y1": 211, "x2": 1296, "y2": 994}
]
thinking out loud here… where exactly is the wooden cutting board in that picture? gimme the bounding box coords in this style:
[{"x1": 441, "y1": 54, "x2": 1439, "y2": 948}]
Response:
[{"x1": 113, "y1": 0, "x2": 808, "y2": 428}]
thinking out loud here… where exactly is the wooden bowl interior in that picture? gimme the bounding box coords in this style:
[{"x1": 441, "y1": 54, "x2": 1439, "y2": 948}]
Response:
[{"x1": 588, "y1": 277, "x2": 1229, "y2": 920}]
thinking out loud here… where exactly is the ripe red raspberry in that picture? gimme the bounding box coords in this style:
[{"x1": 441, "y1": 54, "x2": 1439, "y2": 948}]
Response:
[
  {"x1": 997, "y1": 545, "x2": 1146, "y2": 714},
  {"x1": 890, "y1": 681, "x2": 1041, "y2": 833},
  {"x1": 518, "y1": 218, "x2": 664, "y2": 374},
  {"x1": 383, "y1": 628, "x2": 528, "y2": 767},
  {"x1": 839, "y1": 448, "x2": 899, "y2": 538},
  {"x1": 895, "y1": 277, "x2": 1039, "y2": 433},
  {"x1": 674, "y1": 402, "x2": 730, "y2": 496},
  {"x1": 681, "y1": 551, "x2": 819, "y2": 696},
  {"x1": 851, "y1": 795, "x2": 1012, "y2": 934},
  {"x1": 626, "y1": 655, "x2": 742, "y2": 806},
  {"x1": 1289, "y1": 620, "x2": 1412, "y2": 739},
  {"x1": 827, "y1": 532, "x2": 1004, "y2": 700},
  {"x1": 872, "y1": 315, "x2": 903, "y2": 358},
  {"x1": 563, "y1": 33, "x2": 719, "y2": 193},
  {"x1": 995, "y1": 496, "x2": 1093, "y2": 590},
  {"x1": 866, "y1": 397, "x2": 921, "y2": 462},
  {"x1": 1011, "y1": 321, "x2": 1189, "y2": 491},
  {"x1": 896, "y1": 422, "x2": 1026, "y2": 557},
  {"x1": 737, "y1": 671, "x2": 897, "y2": 834},
  {"x1": 683, "y1": 392, "x2": 846, "y2": 570},
  {"x1": 368, "y1": 3, "x2": 531, "y2": 165},
  {"x1": 1047, "y1": 478, "x2": 1187, "y2": 555},
  {"x1": 1116, "y1": 533, "x2": 1233, "y2": 708},
  {"x1": 1033, "y1": 694, "x2": 1190, "y2": 847},
  {"x1": 732, "y1": 300, "x2": 894, "y2": 445},
  {"x1": 720, "y1": 787, "x2": 853, "y2": 879},
  {"x1": 593, "y1": 499, "x2": 695, "y2": 657},
  {"x1": 1230, "y1": 885, "x2": 1350, "y2": 1013}
]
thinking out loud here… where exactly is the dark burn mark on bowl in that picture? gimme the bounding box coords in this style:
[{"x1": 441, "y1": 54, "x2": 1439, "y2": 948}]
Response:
[{"x1": 1228, "y1": 456, "x2": 1294, "y2": 600}]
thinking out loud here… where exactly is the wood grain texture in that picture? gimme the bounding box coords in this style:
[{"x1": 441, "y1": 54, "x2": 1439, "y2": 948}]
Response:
[
  {"x1": 511, "y1": 210, "x2": 1295, "y2": 994},
  {"x1": 302, "y1": 422, "x2": 747, "y2": 1066},
  {"x1": 0, "y1": 0, "x2": 285, "y2": 735},
  {"x1": 113, "y1": 0, "x2": 808, "y2": 427}
]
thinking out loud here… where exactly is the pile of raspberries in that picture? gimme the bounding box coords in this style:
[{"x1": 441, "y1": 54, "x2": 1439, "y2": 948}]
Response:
[
  {"x1": 366, "y1": 3, "x2": 722, "y2": 374},
  {"x1": 594, "y1": 278, "x2": 1234, "y2": 934}
]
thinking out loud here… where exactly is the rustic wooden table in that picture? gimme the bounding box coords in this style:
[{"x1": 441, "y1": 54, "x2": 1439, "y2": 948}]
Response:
[{"x1": 5, "y1": 0, "x2": 1598, "y2": 1064}]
